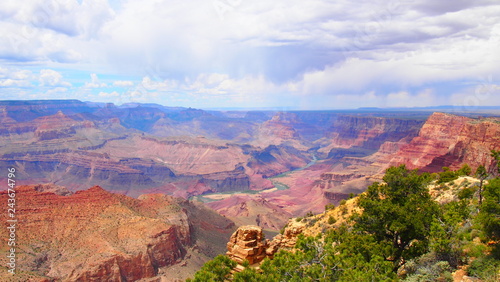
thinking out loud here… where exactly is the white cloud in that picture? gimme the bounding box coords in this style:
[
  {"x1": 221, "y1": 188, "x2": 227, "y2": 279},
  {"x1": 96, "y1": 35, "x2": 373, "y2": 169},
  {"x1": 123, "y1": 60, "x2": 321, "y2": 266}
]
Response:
[
  {"x1": 141, "y1": 76, "x2": 167, "y2": 91},
  {"x1": 0, "y1": 67, "x2": 33, "y2": 87},
  {"x1": 1, "y1": 0, "x2": 500, "y2": 108},
  {"x1": 39, "y1": 69, "x2": 72, "y2": 87},
  {"x1": 85, "y1": 73, "x2": 107, "y2": 88},
  {"x1": 0, "y1": 79, "x2": 27, "y2": 87},
  {"x1": 386, "y1": 89, "x2": 436, "y2": 108},
  {"x1": 113, "y1": 80, "x2": 133, "y2": 87}
]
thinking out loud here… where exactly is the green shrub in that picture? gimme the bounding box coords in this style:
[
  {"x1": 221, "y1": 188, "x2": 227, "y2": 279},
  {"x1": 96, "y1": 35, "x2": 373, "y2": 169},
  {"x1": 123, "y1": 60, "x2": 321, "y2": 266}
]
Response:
[
  {"x1": 305, "y1": 211, "x2": 314, "y2": 217},
  {"x1": 189, "y1": 255, "x2": 236, "y2": 282},
  {"x1": 328, "y1": 215, "x2": 336, "y2": 225},
  {"x1": 403, "y1": 254, "x2": 453, "y2": 282},
  {"x1": 438, "y1": 167, "x2": 459, "y2": 184},
  {"x1": 458, "y1": 187, "x2": 476, "y2": 200},
  {"x1": 325, "y1": 203, "x2": 335, "y2": 211},
  {"x1": 467, "y1": 256, "x2": 500, "y2": 281},
  {"x1": 457, "y1": 164, "x2": 472, "y2": 176}
]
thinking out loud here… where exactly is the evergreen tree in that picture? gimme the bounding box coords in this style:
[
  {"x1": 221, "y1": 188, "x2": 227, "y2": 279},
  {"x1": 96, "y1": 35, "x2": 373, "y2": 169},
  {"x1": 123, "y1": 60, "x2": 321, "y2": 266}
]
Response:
[
  {"x1": 477, "y1": 178, "x2": 500, "y2": 258},
  {"x1": 353, "y1": 165, "x2": 439, "y2": 271},
  {"x1": 187, "y1": 255, "x2": 236, "y2": 282},
  {"x1": 475, "y1": 165, "x2": 488, "y2": 205}
]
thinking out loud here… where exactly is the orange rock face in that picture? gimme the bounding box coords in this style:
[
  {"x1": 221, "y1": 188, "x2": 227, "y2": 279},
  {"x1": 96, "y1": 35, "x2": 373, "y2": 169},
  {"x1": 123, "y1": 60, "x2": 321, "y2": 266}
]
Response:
[
  {"x1": 389, "y1": 113, "x2": 500, "y2": 172},
  {"x1": 226, "y1": 223, "x2": 306, "y2": 265},
  {"x1": 0, "y1": 185, "x2": 191, "y2": 281},
  {"x1": 226, "y1": 226, "x2": 268, "y2": 264}
]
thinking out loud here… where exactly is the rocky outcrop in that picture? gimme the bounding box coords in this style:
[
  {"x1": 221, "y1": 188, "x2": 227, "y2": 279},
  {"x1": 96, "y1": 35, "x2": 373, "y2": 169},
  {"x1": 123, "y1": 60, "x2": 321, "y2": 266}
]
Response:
[
  {"x1": 226, "y1": 226, "x2": 268, "y2": 264},
  {"x1": 226, "y1": 223, "x2": 306, "y2": 264},
  {"x1": 0, "y1": 185, "x2": 192, "y2": 281},
  {"x1": 268, "y1": 221, "x2": 306, "y2": 253},
  {"x1": 389, "y1": 113, "x2": 500, "y2": 172}
]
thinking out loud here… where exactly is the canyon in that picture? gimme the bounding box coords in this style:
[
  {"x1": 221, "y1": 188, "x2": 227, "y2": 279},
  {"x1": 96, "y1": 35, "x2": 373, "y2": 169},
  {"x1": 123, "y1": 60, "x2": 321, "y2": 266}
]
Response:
[
  {"x1": 0, "y1": 184, "x2": 235, "y2": 281},
  {"x1": 1, "y1": 100, "x2": 499, "y2": 280}
]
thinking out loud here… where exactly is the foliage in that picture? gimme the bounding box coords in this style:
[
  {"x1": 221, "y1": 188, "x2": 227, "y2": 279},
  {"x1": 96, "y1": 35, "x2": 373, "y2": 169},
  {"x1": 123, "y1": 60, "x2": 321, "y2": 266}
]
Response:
[
  {"x1": 241, "y1": 259, "x2": 250, "y2": 267},
  {"x1": 477, "y1": 178, "x2": 500, "y2": 258},
  {"x1": 403, "y1": 253, "x2": 453, "y2": 282},
  {"x1": 429, "y1": 200, "x2": 469, "y2": 266},
  {"x1": 231, "y1": 228, "x2": 397, "y2": 281},
  {"x1": 437, "y1": 167, "x2": 459, "y2": 184},
  {"x1": 328, "y1": 215, "x2": 336, "y2": 225},
  {"x1": 325, "y1": 203, "x2": 335, "y2": 211},
  {"x1": 353, "y1": 165, "x2": 439, "y2": 270},
  {"x1": 475, "y1": 165, "x2": 489, "y2": 205},
  {"x1": 192, "y1": 164, "x2": 500, "y2": 282},
  {"x1": 467, "y1": 256, "x2": 500, "y2": 281},
  {"x1": 188, "y1": 255, "x2": 236, "y2": 282},
  {"x1": 457, "y1": 186, "x2": 476, "y2": 200},
  {"x1": 457, "y1": 163, "x2": 472, "y2": 176}
]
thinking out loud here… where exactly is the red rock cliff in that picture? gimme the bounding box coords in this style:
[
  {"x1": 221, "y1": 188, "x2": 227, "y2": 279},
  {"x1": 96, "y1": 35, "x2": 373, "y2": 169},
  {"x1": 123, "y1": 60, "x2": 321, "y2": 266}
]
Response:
[
  {"x1": 389, "y1": 112, "x2": 500, "y2": 172},
  {"x1": 0, "y1": 184, "x2": 191, "y2": 281},
  {"x1": 319, "y1": 115, "x2": 423, "y2": 156}
]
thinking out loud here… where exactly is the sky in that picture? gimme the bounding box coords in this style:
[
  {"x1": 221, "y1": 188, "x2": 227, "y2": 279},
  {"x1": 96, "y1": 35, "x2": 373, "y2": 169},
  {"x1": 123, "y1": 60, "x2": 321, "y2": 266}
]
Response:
[{"x1": 0, "y1": 0, "x2": 499, "y2": 110}]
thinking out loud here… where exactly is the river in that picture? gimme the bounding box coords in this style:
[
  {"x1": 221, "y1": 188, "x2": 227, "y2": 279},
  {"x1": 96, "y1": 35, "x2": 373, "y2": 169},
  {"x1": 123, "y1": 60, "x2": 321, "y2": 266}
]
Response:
[{"x1": 192, "y1": 154, "x2": 318, "y2": 203}]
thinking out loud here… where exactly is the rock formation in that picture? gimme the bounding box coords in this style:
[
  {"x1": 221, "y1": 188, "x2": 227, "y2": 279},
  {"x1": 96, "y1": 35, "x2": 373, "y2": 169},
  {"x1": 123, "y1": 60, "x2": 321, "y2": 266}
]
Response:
[
  {"x1": 318, "y1": 115, "x2": 424, "y2": 155},
  {"x1": 226, "y1": 226, "x2": 268, "y2": 264},
  {"x1": 226, "y1": 223, "x2": 306, "y2": 265},
  {"x1": 0, "y1": 184, "x2": 235, "y2": 281},
  {"x1": 389, "y1": 112, "x2": 500, "y2": 172}
]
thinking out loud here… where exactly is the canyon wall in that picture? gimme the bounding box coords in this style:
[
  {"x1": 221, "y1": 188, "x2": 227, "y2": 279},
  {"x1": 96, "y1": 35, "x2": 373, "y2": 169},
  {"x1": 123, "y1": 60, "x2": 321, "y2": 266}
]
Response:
[
  {"x1": 389, "y1": 112, "x2": 500, "y2": 172},
  {"x1": 0, "y1": 184, "x2": 235, "y2": 281},
  {"x1": 319, "y1": 115, "x2": 424, "y2": 156}
]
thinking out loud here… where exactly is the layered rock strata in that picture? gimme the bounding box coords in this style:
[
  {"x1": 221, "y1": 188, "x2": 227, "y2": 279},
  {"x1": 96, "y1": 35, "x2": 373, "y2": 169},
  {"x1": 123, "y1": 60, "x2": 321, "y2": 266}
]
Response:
[
  {"x1": 226, "y1": 223, "x2": 306, "y2": 265},
  {"x1": 389, "y1": 113, "x2": 500, "y2": 172},
  {"x1": 0, "y1": 184, "x2": 227, "y2": 281}
]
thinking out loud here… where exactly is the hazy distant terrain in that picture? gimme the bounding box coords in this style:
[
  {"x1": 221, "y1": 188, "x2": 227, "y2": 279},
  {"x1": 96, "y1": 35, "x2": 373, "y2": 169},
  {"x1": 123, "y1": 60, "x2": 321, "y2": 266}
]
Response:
[{"x1": 1, "y1": 100, "x2": 499, "y2": 229}]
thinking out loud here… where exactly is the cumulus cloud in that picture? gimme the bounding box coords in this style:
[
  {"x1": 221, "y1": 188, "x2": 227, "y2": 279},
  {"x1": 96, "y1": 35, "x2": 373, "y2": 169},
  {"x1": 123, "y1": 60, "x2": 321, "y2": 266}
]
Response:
[
  {"x1": 0, "y1": 67, "x2": 33, "y2": 87},
  {"x1": 85, "y1": 73, "x2": 107, "y2": 88},
  {"x1": 39, "y1": 69, "x2": 72, "y2": 87},
  {"x1": 1, "y1": 0, "x2": 500, "y2": 108}
]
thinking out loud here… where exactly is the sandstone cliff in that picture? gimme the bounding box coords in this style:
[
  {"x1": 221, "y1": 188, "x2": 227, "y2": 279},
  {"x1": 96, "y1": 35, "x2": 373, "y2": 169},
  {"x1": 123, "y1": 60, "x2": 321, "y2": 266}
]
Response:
[
  {"x1": 389, "y1": 112, "x2": 500, "y2": 172},
  {"x1": 318, "y1": 115, "x2": 424, "y2": 156},
  {"x1": 0, "y1": 184, "x2": 235, "y2": 281}
]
